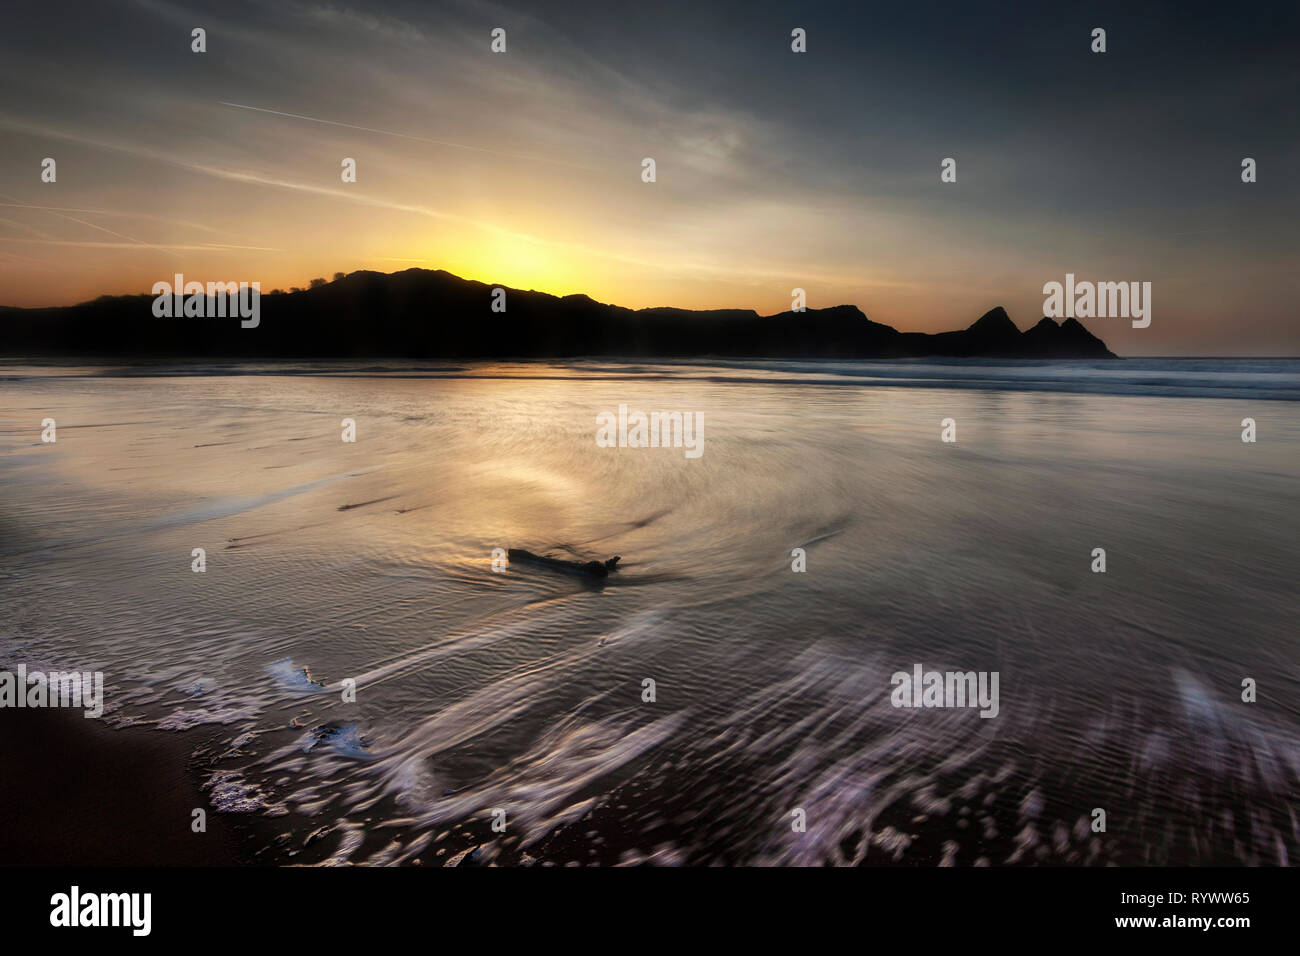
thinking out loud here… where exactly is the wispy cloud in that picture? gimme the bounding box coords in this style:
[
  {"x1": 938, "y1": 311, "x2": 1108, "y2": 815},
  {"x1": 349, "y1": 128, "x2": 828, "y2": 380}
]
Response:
[
  {"x1": 0, "y1": 239, "x2": 283, "y2": 252},
  {"x1": 218, "y1": 101, "x2": 597, "y2": 172}
]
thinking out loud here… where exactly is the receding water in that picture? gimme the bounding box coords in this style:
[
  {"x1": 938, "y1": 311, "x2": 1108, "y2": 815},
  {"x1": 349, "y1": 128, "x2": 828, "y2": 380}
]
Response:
[{"x1": 1, "y1": 359, "x2": 1297, "y2": 865}]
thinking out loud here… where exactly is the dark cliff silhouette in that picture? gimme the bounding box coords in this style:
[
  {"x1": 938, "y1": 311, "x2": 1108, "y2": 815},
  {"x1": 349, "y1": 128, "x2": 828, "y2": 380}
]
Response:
[{"x1": 0, "y1": 268, "x2": 1116, "y2": 360}]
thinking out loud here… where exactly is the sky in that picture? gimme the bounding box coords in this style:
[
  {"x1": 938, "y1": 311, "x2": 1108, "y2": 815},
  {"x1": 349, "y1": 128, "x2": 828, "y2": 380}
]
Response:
[{"x1": 0, "y1": 0, "x2": 1296, "y2": 355}]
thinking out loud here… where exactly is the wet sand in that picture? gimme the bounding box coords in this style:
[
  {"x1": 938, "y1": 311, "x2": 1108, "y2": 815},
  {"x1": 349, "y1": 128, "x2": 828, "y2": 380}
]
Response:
[{"x1": 0, "y1": 708, "x2": 243, "y2": 866}]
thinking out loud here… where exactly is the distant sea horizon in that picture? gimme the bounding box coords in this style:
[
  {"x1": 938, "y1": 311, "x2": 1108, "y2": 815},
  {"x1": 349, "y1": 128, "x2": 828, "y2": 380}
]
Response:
[{"x1": 3, "y1": 355, "x2": 1299, "y2": 401}]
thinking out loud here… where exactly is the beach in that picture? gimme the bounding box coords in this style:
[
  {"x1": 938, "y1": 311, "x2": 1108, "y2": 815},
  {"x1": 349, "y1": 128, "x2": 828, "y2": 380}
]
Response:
[{"x1": 1, "y1": 359, "x2": 1297, "y2": 866}]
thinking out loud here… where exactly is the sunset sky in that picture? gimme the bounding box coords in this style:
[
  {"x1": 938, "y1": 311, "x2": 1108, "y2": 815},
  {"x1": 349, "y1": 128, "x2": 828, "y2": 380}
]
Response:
[{"x1": 1, "y1": 0, "x2": 1296, "y2": 355}]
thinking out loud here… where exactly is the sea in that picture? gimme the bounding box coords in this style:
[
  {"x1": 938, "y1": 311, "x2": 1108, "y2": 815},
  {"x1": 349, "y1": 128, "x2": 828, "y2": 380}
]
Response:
[{"x1": 1, "y1": 357, "x2": 1297, "y2": 865}]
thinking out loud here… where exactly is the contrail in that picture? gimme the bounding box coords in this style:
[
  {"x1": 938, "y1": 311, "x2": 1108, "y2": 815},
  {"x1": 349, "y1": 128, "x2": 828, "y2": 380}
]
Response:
[
  {"x1": 0, "y1": 201, "x2": 226, "y2": 234},
  {"x1": 0, "y1": 190, "x2": 168, "y2": 255},
  {"x1": 0, "y1": 239, "x2": 283, "y2": 252},
  {"x1": 218, "y1": 102, "x2": 597, "y2": 172}
]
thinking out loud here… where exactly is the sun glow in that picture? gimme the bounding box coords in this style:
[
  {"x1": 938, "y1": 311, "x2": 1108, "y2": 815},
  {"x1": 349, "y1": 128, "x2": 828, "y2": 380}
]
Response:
[{"x1": 441, "y1": 235, "x2": 586, "y2": 299}]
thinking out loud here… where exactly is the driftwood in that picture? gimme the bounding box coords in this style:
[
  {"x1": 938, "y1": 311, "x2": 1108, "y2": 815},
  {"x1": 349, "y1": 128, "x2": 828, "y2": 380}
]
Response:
[{"x1": 507, "y1": 549, "x2": 621, "y2": 578}]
